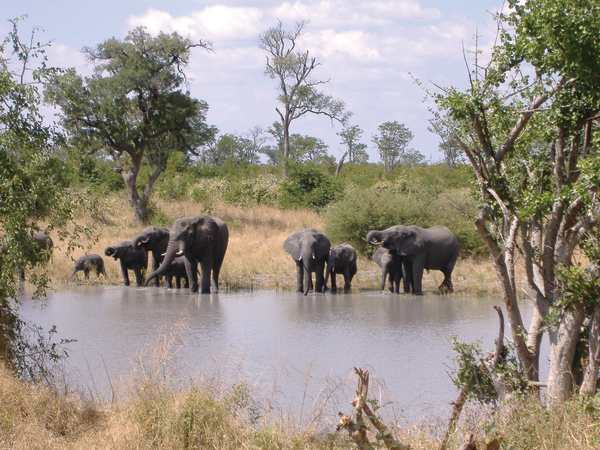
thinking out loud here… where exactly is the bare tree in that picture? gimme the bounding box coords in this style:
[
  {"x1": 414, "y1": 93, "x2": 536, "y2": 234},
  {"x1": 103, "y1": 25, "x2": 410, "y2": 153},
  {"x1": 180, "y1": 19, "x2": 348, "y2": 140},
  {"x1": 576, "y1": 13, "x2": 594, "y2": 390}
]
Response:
[{"x1": 260, "y1": 21, "x2": 348, "y2": 176}]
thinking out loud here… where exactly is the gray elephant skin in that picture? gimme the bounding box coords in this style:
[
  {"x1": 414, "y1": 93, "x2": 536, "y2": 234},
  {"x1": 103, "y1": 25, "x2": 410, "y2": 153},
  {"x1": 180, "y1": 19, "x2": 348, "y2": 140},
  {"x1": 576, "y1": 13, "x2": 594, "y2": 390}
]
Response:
[
  {"x1": 71, "y1": 254, "x2": 106, "y2": 280},
  {"x1": 145, "y1": 216, "x2": 229, "y2": 294},
  {"x1": 371, "y1": 247, "x2": 412, "y2": 294},
  {"x1": 325, "y1": 243, "x2": 357, "y2": 293},
  {"x1": 105, "y1": 241, "x2": 148, "y2": 287},
  {"x1": 162, "y1": 256, "x2": 189, "y2": 289},
  {"x1": 133, "y1": 227, "x2": 170, "y2": 287},
  {"x1": 284, "y1": 229, "x2": 331, "y2": 296},
  {"x1": 367, "y1": 225, "x2": 459, "y2": 295},
  {"x1": 19, "y1": 231, "x2": 53, "y2": 281}
]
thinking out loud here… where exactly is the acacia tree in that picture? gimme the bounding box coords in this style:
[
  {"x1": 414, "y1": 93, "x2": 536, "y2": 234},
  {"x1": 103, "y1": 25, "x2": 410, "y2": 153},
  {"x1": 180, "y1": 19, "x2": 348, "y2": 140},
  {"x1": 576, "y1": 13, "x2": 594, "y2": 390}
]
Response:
[
  {"x1": 372, "y1": 121, "x2": 415, "y2": 171},
  {"x1": 260, "y1": 21, "x2": 348, "y2": 176},
  {"x1": 434, "y1": 0, "x2": 600, "y2": 404},
  {"x1": 338, "y1": 124, "x2": 369, "y2": 164},
  {"x1": 46, "y1": 28, "x2": 216, "y2": 223}
]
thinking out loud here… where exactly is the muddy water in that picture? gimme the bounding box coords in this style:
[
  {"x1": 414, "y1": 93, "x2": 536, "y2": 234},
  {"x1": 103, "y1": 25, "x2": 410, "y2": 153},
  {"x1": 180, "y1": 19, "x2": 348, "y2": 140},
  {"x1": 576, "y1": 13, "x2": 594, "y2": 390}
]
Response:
[{"x1": 20, "y1": 287, "x2": 536, "y2": 423}]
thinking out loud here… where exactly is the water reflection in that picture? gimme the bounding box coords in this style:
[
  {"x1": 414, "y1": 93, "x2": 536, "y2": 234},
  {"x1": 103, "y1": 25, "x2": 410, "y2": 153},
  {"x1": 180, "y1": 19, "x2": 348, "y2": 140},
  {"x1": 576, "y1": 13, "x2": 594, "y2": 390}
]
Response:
[{"x1": 20, "y1": 287, "x2": 527, "y2": 421}]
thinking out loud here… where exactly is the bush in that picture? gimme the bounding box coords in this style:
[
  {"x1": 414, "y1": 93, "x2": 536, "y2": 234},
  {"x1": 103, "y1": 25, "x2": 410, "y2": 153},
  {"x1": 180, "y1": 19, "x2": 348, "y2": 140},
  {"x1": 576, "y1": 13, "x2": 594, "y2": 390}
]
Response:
[
  {"x1": 325, "y1": 183, "x2": 484, "y2": 256},
  {"x1": 279, "y1": 164, "x2": 343, "y2": 210}
]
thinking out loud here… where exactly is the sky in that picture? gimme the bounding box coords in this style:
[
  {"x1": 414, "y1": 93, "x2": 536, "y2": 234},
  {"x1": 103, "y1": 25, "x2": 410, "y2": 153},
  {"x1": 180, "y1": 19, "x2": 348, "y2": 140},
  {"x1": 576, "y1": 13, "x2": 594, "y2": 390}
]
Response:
[{"x1": 1, "y1": 0, "x2": 503, "y2": 162}]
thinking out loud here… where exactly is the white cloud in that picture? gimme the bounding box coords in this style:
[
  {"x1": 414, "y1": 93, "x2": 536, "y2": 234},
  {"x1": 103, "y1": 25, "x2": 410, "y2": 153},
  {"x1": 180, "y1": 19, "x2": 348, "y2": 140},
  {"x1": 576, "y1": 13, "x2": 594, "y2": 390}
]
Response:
[
  {"x1": 273, "y1": 0, "x2": 440, "y2": 26},
  {"x1": 127, "y1": 6, "x2": 264, "y2": 41},
  {"x1": 302, "y1": 29, "x2": 380, "y2": 61}
]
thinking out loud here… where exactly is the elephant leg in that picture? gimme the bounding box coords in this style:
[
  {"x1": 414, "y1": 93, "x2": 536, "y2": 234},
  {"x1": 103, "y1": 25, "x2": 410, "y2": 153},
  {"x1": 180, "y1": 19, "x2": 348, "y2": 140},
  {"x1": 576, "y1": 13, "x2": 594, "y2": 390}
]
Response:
[
  {"x1": 343, "y1": 270, "x2": 352, "y2": 293},
  {"x1": 152, "y1": 253, "x2": 160, "y2": 287},
  {"x1": 184, "y1": 257, "x2": 199, "y2": 293},
  {"x1": 199, "y1": 260, "x2": 212, "y2": 294},
  {"x1": 296, "y1": 261, "x2": 304, "y2": 293},
  {"x1": 381, "y1": 266, "x2": 389, "y2": 292},
  {"x1": 393, "y1": 271, "x2": 401, "y2": 294},
  {"x1": 212, "y1": 266, "x2": 220, "y2": 293},
  {"x1": 120, "y1": 261, "x2": 130, "y2": 286},
  {"x1": 402, "y1": 261, "x2": 413, "y2": 293},
  {"x1": 307, "y1": 274, "x2": 314, "y2": 292},
  {"x1": 166, "y1": 275, "x2": 173, "y2": 289},
  {"x1": 412, "y1": 261, "x2": 425, "y2": 295},
  {"x1": 316, "y1": 262, "x2": 326, "y2": 293},
  {"x1": 439, "y1": 269, "x2": 454, "y2": 294},
  {"x1": 175, "y1": 277, "x2": 181, "y2": 289},
  {"x1": 330, "y1": 271, "x2": 337, "y2": 293},
  {"x1": 84, "y1": 269, "x2": 89, "y2": 280},
  {"x1": 134, "y1": 267, "x2": 144, "y2": 287}
]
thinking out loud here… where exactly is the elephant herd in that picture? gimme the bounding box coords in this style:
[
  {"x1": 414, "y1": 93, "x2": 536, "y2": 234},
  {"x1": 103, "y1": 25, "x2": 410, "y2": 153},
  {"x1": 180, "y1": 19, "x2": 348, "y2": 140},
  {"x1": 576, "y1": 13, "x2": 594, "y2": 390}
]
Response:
[
  {"x1": 285, "y1": 225, "x2": 459, "y2": 296},
  {"x1": 35, "y1": 215, "x2": 460, "y2": 296}
]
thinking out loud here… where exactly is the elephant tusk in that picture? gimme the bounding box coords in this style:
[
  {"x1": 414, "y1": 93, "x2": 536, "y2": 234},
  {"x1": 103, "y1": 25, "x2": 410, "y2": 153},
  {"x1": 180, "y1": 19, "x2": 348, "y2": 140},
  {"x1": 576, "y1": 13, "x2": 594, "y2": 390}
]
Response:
[{"x1": 297, "y1": 256, "x2": 302, "y2": 261}]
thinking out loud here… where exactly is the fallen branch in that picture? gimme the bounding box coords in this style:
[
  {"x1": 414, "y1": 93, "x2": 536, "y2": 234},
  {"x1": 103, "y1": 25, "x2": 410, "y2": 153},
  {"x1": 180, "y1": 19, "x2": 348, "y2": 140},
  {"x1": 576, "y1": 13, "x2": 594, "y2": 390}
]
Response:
[{"x1": 337, "y1": 368, "x2": 410, "y2": 450}]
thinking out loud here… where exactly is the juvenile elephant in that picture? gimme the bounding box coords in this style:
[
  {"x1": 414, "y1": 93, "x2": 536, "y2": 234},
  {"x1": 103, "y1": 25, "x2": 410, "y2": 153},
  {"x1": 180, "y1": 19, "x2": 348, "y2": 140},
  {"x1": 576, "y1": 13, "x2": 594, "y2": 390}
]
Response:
[
  {"x1": 367, "y1": 225, "x2": 459, "y2": 295},
  {"x1": 162, "y1": 256, "x2": 189, "y2": 289},
  {"x1": 133, "y1": 227, "x2": 170, "y2": 287},
  {"x1": 145, "y1": 216, "x2": 229, "y2": 294},
  {"x1": 371, "y1": 247, "x2": 412, "y2": 294},
  {"x1": 71, "y1": 254, "x2": 106, "y2": 280},
  {"x1": 19, "y1": 231, "x2": 53, "y2": 281},
  {"x1": 105, "y1": 241, "x2": 148, "y2": 287},
  {"x1": 325, "y1": 243, "x2": 357, "y2": 293},
  {"x1": 284, "y1": 229, "x2": 331, "y2": 296}
]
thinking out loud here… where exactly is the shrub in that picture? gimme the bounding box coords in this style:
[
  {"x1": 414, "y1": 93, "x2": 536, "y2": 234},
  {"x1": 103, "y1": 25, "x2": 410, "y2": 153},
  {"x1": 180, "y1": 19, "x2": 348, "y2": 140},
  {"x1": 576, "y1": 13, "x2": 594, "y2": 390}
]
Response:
[
  {"x1": 279, "y1": 164, "x2": 343, "y2": 210},
  {"x1": 325, "y1": 184, "x2": 484, "y2": 256}
]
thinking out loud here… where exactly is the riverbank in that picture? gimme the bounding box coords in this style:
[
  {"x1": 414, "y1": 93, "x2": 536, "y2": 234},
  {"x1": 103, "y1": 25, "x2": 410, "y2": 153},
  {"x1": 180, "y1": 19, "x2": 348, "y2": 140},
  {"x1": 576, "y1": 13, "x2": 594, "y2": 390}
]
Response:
[
  {"x1": 43, "y1": 194, "x2": 500, "y2": 295},
  {"x1": 1, "y1": 361, "x2": 599, "y2": 449}
]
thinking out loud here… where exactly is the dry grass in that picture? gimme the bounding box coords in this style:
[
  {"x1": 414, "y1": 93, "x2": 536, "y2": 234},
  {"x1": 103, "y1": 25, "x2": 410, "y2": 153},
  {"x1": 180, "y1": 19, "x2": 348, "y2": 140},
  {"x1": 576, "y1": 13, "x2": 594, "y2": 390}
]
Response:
[{"x1": 42, "y1": 193, "x2": 501, "y2": 294}]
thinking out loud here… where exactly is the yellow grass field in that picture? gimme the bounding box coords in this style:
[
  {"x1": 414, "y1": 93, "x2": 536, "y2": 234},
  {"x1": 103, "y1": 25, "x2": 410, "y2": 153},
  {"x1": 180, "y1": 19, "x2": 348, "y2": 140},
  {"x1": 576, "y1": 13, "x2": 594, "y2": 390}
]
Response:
[{"x1": 44, "y1": 193, "x2": 501, "y2": 296}]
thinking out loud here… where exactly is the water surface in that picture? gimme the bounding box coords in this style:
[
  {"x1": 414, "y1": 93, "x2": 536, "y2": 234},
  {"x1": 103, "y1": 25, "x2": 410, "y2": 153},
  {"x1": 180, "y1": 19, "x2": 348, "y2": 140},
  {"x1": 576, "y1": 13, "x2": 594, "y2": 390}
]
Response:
[{"x1": 20, "y1": 287, "x2": 527, "y2": 423}]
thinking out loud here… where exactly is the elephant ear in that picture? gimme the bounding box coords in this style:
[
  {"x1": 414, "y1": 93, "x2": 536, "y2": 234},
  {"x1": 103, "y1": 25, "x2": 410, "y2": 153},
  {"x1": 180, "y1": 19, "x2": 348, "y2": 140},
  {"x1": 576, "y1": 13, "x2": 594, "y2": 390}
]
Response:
[
  {"x1": 313, "y1": 234, "x2": 331, "y2": 259},
  {"x1": 283, "y1": 233, "x2": 302, "y2": 261}
]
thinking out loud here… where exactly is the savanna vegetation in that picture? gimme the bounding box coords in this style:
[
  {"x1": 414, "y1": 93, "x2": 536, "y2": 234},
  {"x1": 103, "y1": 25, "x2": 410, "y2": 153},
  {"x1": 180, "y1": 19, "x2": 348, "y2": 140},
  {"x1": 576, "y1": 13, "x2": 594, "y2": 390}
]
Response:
[{"x1": 1, "y1": 0, "x2": 600, "y2": 448}]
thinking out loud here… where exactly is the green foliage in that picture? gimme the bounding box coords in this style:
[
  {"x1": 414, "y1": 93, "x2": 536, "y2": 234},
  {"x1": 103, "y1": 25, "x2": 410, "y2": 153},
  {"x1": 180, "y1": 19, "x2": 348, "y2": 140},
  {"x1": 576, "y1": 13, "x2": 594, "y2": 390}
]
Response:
[
  {"x1": 372, "y1": 121, "x2": 420, "y2": 171},
  {"x1": 279, "y1": 164, "x2": 343, "y2": 210}
]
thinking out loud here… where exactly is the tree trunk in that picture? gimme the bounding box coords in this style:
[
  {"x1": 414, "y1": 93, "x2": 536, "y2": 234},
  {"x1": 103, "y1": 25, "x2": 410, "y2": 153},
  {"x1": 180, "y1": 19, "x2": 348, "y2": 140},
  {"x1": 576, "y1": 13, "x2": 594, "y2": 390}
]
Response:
[
  {"x1": 283, "y1": 119, "x2": 290, "y2": 178},
  {"x1": 336, "y1": 151, "x2": 348, "y2": 176},
  {"x1": 547, "y1": 304, "x2": 586, "y2": 406},
  {"x1": 121, "y1": 153, "x2": 150, "y2": 223},
  {"x1": 581, "y1": 304, "x2": 600, "y2": 396}
]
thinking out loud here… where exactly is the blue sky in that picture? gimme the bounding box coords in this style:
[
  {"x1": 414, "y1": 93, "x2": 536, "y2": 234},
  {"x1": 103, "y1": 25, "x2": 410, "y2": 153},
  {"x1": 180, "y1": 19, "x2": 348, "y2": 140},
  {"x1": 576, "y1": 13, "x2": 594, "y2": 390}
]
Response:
[{"x1": 1, "y1": 1, "x2": 502, "y2": 162}]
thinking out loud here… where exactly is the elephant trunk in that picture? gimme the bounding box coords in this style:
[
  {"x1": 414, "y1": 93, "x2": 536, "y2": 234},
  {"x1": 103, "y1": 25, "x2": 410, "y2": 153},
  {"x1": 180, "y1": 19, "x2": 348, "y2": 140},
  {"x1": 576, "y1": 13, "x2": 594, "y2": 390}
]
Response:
[
  {"x1": 105, "y1": 247, "x2": 115, "y2": 257},
  {"x1": 367, "y1": 230, "x2": 383, "y2": 245},
  {"x1": 145, "y1": 239, "x2": 178, "y2": 286}
]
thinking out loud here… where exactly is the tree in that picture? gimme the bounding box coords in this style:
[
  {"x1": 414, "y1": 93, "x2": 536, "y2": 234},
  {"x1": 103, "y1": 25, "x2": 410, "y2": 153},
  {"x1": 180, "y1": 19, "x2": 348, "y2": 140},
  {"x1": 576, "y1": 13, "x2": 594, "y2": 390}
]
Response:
[
  {"x1": 202, "y1": 133, "x2": 261, "y2": 166},
  {"x1": 46, "y1": 28, "x2": 216, "y2": 223},
  {"x1": 260, "y1": 122, "x2": 334, "y2": 165},
  {"x1": 260, "y1": 21, "x2": 348, "y2": 177},
  {"x1": 0, "y1": 18, "x2": 88, "y2": 378},
  {"x1": 434, "y1": 0, "x2": 600, "y2": 405},
  {"x1": 372, "y1": 121, "x2": 414, "y2": 171},
  {"x1": 338, "y1": 124, "x2": 369, "y2": 164},
  {"x1": 430, "y1": 118, "x2": 465, "y2": 167}
]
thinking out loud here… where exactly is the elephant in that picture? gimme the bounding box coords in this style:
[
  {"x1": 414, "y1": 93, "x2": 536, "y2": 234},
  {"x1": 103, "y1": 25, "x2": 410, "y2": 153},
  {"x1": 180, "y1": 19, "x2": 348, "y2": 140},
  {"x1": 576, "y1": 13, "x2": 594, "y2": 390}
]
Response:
[
  {"x1": 105, "y1": 241, "x2": 148, "y2": 287},
  {"x1": 133, "y1": 227, "x2": 170, "y2": 287},
  {"x1": 19, "y1": 231, "x2": 53, "y2": 281},
  {"x1": 161, "y1": 256, "x2": 189, "y2": 289},
  {"x1": 145, "y1": 216, "x2": 229, "y2": 294},
  {"x1": 371, "y1": 247, "x2": 412, "y2": 294},
  {"x1": 284, "y1": 229, "x2": 331, "y2": 296},
  {"x1": 325, "y1": 243, "x2": 357, "y2": 293},
  {"x1": 367, "y1": 225, "x2": 459, "y2": 295},
  {"x1": 71, "y1": 254, "x2": 106, "y2": 280}
]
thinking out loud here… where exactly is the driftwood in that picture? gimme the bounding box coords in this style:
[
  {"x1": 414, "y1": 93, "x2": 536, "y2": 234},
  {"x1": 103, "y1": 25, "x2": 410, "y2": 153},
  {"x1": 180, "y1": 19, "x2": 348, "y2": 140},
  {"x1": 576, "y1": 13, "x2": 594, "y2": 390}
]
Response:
[
  {"x1": 439, "y1": 307, "x2": 505, "y2": 450},
  {"x1": 337, "y1": 368, "x2": 410, "y2": 450}
]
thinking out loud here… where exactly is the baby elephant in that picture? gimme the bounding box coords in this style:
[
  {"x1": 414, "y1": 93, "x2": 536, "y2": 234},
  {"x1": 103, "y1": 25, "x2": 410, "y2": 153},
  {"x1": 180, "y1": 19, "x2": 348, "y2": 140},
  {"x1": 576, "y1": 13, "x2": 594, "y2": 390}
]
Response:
[
  {"x1": 105, "y1": 241, "x2": 147, "y2": 287},
  {"x1": 163, "y1": 256, "x2": 189, "y2": 289},
  {"x1": 325, "y1": 243, "x2": 357, "y2": 293},
  {"x1": 71, "y1": 254, "x2": 106, "y2": 280},
  {"x1": 372, "y1": 247, "x2": 412, "y2": 294}
]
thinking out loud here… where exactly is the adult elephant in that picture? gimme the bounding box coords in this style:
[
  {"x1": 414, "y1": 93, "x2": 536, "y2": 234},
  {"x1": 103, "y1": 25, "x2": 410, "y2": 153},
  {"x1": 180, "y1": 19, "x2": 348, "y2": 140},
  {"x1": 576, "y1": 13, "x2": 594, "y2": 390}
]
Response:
[
  {"x1": 145, "y1": 216, "x2": 229, "y2": 294},
  {"x1": 19, "y1": 231, "x2": 53, "y2": 281},
  {"x1": 367, "y1": 225, "x2": 459, "y2": 295},
  {"x1": 325, "y1": 243, "x2": 357, "y2": 293},
  {"x1": 284, "y1": 229, "x2": 331, "y2": 296},
  {"x1": 105, "y1": 241, "x2": 148, "y2": 287},
  {"x1": 133, "y1": 227, "x2": 170, "y2": 287}
]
